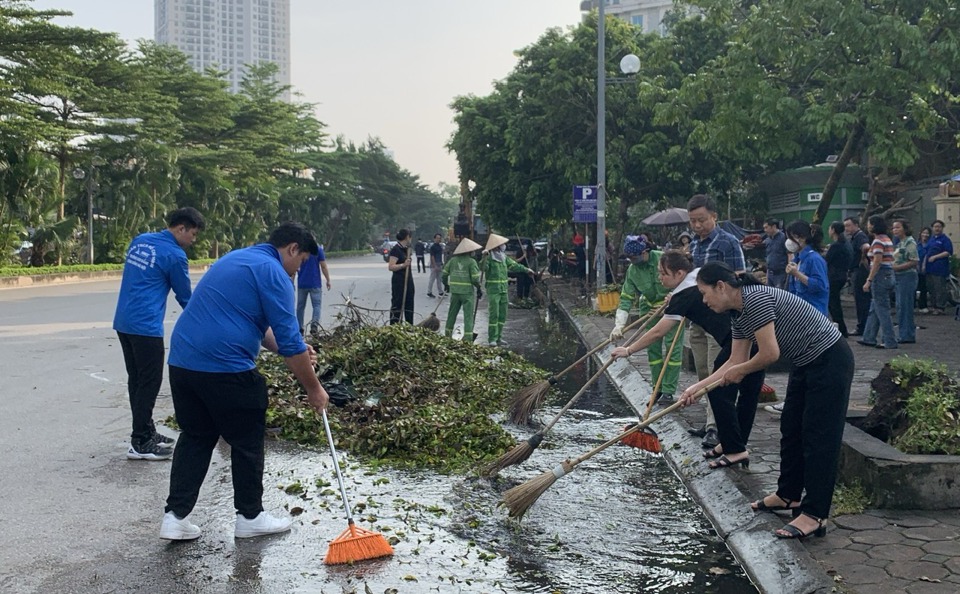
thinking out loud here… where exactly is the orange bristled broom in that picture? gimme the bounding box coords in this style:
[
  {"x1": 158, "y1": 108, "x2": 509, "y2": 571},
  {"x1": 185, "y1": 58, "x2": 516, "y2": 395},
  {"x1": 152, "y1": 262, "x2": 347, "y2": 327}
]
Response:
[{"x1": 321, "y1": 409, "x2": 393, "y2": 565}]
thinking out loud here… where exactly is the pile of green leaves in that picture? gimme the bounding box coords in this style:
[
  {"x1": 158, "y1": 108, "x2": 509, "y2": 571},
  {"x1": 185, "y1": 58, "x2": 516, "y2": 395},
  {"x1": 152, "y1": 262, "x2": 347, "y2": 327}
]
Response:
[
  {"x1": 258, "y1": 324, "x2": 545, "y2": 472},
  {"x1": 886, "y1": 357, "x2": 960, "y2": 455}
]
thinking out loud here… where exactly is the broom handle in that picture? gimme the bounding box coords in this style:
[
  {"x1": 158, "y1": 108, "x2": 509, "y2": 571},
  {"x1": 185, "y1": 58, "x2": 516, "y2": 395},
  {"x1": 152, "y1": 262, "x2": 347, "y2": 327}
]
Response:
[
  {"x1": 565, "y1": 380, "x2": 723, "y2": 470},
  {"x1": 540, "y1": 315, "x2": 659, "y2": 435},
  {"x1": 400, "y1": 246, "x2": 412, "y2": 324},
  {"x1": 550, "y1": 301, "x2": 666, "y2": 382},
  {"x1": 430, "y1": 293, "x2": 446, "y2": 315},
  {"x1": 641, "y1": 316, "x2": 686, "y2": 421},
  {"x1": 321, "y1": 409, "x2": 355, "y2": 524}
]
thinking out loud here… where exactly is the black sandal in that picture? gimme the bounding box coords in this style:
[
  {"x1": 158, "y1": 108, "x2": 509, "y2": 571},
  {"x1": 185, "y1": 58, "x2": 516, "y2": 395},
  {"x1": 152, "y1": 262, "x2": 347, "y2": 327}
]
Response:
[
  {"x1": 708, "y1": 455, "x2": 749, "y2": 469},
  {"x1": 751, "y1": 494, "x2": 801, "y2": 515},
  {"x1": 702, "y1": 446, "x2": 723, "y2": 459},
  {"x1": 774, "y1": 513, "x2": 826, "y2": 539}
]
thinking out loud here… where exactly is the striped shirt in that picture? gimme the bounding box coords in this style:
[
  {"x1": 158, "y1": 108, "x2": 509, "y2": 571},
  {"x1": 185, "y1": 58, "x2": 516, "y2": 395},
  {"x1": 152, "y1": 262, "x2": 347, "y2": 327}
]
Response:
[
  {"x1": 868, "y1": 234, "x2": 894, "y2": 268},
  {"x1": 731, "y1": 284, "x2": 841, "y2": 368},
  {"x1": 690, "y1": 227, "x2": 746, "y2": 271}
]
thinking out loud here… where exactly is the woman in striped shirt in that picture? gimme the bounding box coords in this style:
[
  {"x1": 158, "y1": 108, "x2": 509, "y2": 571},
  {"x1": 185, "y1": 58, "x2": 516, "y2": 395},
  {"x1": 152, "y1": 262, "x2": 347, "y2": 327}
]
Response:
[
  {"x1": 678, "y1": 261, "x2": 854, "y2": 540},
  {"x1": 858, "y1": 215, "x2": 898, "y2": 349}
]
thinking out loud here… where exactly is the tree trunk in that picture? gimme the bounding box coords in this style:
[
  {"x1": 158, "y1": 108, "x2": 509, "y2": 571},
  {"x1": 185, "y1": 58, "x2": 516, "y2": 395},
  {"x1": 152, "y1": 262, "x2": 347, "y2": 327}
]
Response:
[{"x1": 812, "y1": 121, "x2": 866, "y2": 225}]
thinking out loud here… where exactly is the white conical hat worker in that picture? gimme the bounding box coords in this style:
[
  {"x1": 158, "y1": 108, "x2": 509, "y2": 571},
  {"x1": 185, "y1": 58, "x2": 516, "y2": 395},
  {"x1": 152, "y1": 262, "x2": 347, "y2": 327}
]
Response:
[
  {"x1": 453, "y1": 238, "x2": 482, "y2": 255},
  {"x1": 484, "y1": 233, "x2": 508, "y2": 253}
]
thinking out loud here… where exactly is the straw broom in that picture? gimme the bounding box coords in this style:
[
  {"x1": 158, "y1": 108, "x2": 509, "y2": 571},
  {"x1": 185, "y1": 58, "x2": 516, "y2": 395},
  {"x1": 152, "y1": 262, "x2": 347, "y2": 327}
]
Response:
[
  {"x1": 320, "y1": 410, "x2": 393, "y2": 565},
  {"x1": 416, "y1": 293, "x2": 445, "y2": 331},
  {"x1": 484, "y1": 310, "x2": 663, "y2": 477},
  {"x1": 398, "y1": 245, "x2": 412, "y2": 324},
  {"x1": 502, "y1": 380, "x2": 722, "y2": 519},
  {"x1": 507, "y1": 302, "x2": 667, "y2": 425}
]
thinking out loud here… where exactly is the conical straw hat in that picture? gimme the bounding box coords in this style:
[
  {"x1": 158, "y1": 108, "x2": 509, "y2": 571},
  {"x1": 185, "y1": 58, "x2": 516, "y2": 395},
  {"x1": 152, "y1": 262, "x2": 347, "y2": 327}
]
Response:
[
  {"x1": 453, "y1": 238, "x2": 482, "y2": 255},
  {"x1": 484, "y1": 233, "x2": 508, "y2": 252}
]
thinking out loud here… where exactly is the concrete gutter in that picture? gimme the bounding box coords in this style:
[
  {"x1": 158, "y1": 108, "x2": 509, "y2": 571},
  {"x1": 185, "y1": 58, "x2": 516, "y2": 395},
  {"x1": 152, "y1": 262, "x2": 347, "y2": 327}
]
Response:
[{"x1": 551, "y1": 291, "x2": 835, "y2": 594}]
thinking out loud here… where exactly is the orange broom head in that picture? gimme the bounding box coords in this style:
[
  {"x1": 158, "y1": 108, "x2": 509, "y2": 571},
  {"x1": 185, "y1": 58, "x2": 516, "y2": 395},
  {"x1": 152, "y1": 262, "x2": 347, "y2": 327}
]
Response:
[
  {"x1": 620, "y1": 425, "x2": 661, "y2": 453},
  {"x1": 324, "y1": 522, "x2": 394, "y2": 565}
]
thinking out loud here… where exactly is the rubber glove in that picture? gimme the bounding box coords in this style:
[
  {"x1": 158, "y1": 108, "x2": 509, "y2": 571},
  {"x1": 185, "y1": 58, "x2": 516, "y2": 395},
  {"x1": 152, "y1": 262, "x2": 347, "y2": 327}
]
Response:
[{"x1": 609, "y1": 308, "x2": 629, "y2": 341}]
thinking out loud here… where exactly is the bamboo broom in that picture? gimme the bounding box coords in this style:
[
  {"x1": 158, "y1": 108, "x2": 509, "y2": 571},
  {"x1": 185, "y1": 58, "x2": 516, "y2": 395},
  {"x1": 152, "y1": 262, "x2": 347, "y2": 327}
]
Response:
[
  {"x1": 321, "y1": 410, "x2": 393, "y2": 565},
  {"x1": 398, "y1": 245, "x2": 412, "y2": 324},
  {"x1": 483, "y1": 310, "x2": 663, "y2": 478},
  {"x1": 507, "y1": 301, "x2": 668, "y2": 425},
  {"x1": 416, "y1": 293, "x2": 445, "y2": 331},
  {"x1": 502, "y1": 380, "x2": 722, "y2": 519}
]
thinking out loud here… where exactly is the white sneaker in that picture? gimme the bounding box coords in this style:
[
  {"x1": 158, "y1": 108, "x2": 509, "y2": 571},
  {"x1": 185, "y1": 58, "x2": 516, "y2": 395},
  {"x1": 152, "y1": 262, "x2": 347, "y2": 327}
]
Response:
[
  {"x1": 159, "y1": 511, "x2": 201, "y2": 540},
  {"x1": 764, "y1": 402, "x2": 784, "y2": 415},
  {"x1": 234, "y1": 512, "x2": 292, "y2": 539}
]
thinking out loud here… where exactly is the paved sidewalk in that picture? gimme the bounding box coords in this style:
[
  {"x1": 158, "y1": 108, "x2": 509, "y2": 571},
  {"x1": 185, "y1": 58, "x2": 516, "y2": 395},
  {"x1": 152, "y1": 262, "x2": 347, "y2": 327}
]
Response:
[{"x1": 549, "y1": 279, "x2": 960, "y2": 594}]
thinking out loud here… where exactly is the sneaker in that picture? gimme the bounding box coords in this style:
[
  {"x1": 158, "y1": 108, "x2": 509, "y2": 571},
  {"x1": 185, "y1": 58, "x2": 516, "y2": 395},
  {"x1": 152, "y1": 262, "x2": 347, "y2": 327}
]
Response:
[
  {"x1": 655, "y1": 392, "x2": 675, "y2": 405},
  {"x1": 309, "y1": 322, "x2": 320, "y2": 335},
  {"x1": 918, "y1": 308, "x2": 930, "y2": 314},
  {"x1": 426, "y1": 293, "x2": 436, "y2": 298},
  {"x1": 127, "y1": 437, "x2": 173, "y2": 461},
  {"x1": 153, "y1": 432, "x2": 176, "y2": 447},
  {"x1": 764, "y1": 402, "x2": 784, "y2": 415},
  {"x1": 159, "y1": 511, "x2": 201, "y2": 540},
  {"x1": 235, "y1": 512, "x2": 292, "y2": 539}
]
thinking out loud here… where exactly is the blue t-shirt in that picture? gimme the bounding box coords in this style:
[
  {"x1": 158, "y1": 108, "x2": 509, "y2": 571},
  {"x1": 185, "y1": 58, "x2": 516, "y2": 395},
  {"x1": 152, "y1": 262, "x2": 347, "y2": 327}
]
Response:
[
  {"x1": 787, "y1": 245, "x2": 829, "y2": 316},
  {"x1": 168, "y1": 243, "x2": 307, "y2": 373},
  {"x1": 925, "y1": 233, "x2": 954, "y2": 277},
  {"x1": 296, "y1": 247, "x2": 327, "y2": 289},
  {"x1": 113, "y1": 229, "x2": 191, "y2": 338}
]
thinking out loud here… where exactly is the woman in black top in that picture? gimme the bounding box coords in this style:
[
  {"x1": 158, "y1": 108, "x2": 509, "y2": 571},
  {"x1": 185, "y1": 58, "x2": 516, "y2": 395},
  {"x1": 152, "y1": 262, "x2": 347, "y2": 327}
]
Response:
[
  {"x1": 387, "y1": 229, "x2": 415, "y2": 324},
  {"x1": 825, "y1": 222, "x2": 853, "y2": 336},
  {"x1": 611, "y1": 251, "x2": 764, "y2": 468},
  {"x1": 680, "y1": 261, "x2": 854, "y2": 540}
]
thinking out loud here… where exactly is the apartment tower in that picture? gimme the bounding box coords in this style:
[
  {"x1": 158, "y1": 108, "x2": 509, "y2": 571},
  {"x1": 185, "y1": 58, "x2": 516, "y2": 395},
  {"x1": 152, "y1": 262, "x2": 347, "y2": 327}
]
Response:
[{"x1": 155, "y1": 0, "x2": 291, "y2": 97}]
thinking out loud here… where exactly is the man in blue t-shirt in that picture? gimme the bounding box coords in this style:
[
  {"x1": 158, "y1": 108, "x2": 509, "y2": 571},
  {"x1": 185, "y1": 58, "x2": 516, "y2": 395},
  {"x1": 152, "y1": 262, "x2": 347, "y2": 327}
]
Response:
[
  {"x1": 113, "y1": 207, "x2": 205, "y2": 461},
  {"x1": 159, "y1": 222, "x2": 330, "y2": 542},
  {"x1": 763, "y1": 218, "x2": 788, "y2": 289},
  {"x1": 296, "y1": 246, "x2": 331, "y2": 335}
]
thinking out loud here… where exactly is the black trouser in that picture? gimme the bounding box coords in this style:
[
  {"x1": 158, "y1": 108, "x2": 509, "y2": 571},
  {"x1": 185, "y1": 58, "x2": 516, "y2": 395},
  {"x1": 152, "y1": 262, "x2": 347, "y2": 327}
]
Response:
[
  {"x1": 828, "y1": 276, "x2": 848, "y2": 336},
  {"x1": 852, "y1": 267, "x2": 871, "y2": 333},
  {"x1": 390, "y1": 273, "x2": 414, "y2": 324},
  {"x1": 516, "y1": 273, "x2": 531, "y2": 299},
  {"x1": 117, "y1": 332, "x2": 165, "y2": 446},
  {"x1": 777, "y1": 339, "x2": 854, "y2": 520},
  {"x1": 416, "y1": 255, "x2": 425, "y2": 273},
  {"x1": 917, "y1": 274, "x2": 928, "y2": 309},
  {"x1": 707, "y1": 343, "x2": 765, "y2": 455},
  {"x1": 165, "y1": 366, "x2": 267, "y2": 519}
]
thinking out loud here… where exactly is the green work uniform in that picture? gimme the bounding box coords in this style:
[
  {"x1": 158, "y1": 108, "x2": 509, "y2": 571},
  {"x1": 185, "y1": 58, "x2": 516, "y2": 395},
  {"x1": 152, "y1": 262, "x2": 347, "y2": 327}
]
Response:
[
  {"x1": 618, "y1": 250, "x2": 683, "y2": 396},
  {"x1": 481, "y1": 255, "x2": 530, "y2": 345},
  {"x1": 441, "y1": 254, "x2": 481, "y2": 339}
]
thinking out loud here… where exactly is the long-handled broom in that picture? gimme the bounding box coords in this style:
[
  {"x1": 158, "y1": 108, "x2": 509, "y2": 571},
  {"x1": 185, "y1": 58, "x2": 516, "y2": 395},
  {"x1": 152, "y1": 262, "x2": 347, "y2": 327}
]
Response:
[
  {"x1": 321, "y1": 410, "x2": 394, "y2": 565},
  {"x1": 471, "y1": 264, "x2": 486, "y2": 343},
  {"x1": 416, "y1": 293, "x2": 446, "y2": 331},
  {"x1": 483, "y1": 312, "x2": 662, "y2": 478},
  {"x1": 507, "y1": 302, "x2": 667, "y2": 425},
  {"x1": 502, "y1": 380, "x2": 723, "y2": 519},
  {"x1": 398, "y1": 246, "x2": 412, "y2": 324}
]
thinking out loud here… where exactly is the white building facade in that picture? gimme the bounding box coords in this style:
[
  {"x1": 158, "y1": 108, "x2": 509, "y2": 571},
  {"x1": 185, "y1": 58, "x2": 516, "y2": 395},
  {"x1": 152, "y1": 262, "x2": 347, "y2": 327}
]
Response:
[
  {"x1": 155, "y1": 0, "x2": 291, "y2": 97},
  {"x1": 582, "y1": 0, "x2": 687, "y2": 35}
]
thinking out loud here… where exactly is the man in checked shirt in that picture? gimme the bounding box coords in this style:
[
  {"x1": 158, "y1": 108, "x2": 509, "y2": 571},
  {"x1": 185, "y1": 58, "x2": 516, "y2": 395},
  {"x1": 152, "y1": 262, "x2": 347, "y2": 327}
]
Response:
[{"x1": 684, "y1": 194, "x2": 746, "y2": 449}]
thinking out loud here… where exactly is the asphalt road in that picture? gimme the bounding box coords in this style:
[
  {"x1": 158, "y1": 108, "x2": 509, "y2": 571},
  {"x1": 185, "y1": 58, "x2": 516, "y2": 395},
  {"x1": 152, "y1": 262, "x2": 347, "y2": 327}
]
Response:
[{"x1": 0, "y1": 253, "x2": 475, "y2": 593}]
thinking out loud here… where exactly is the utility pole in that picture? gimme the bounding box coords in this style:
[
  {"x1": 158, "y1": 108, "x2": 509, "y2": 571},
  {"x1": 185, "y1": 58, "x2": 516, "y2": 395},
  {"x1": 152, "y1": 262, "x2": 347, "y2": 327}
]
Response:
[{"x1": 596, "y1": 0, "x2": 607, "y2": 289}]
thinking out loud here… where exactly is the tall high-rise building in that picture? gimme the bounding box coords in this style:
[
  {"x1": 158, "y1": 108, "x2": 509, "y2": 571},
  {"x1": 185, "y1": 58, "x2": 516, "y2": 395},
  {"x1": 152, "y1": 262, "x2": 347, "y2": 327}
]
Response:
[
  {"x1": 581, "y1": 0, "x2": 691, "y2": 35},
  {"x1": 155, "y1": 0, "x2": 291, "y2": 97}
]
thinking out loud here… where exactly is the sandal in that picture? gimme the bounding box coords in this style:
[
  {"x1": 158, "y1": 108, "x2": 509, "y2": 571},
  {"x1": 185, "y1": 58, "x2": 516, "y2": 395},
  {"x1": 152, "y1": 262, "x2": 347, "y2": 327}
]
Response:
[
  {"x1": 702, "y1": 446, "x2": 723, "y2": 459},
  {"x1": 774, "y1": 513, "x2": 826, "y2": 539},
  {"x1": 708, "y1": 455, "x2": 749, "y2": 469},
  {"x1": 751, "y1": 494, "x2": 801, "y2": 515}
]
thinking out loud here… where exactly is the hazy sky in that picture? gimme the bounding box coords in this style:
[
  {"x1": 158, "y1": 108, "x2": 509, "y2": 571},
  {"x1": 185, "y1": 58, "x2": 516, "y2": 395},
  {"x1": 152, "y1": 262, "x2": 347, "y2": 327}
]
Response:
[{"x1": 31, "y1": 0, "x2": 582, "y2": 189}]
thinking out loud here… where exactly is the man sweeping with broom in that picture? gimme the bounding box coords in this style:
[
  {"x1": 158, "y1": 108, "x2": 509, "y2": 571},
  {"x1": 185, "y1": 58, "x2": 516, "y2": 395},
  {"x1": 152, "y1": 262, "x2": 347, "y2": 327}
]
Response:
[
  {"x1": 610, "y1": 238, "x2": 683, "y2": 404},
  {"x1": 481, "y1": 233, "x2": 535, "y2": 347},
  {"x1": 441, "y1": 237, "x2": 483, "y2": 340}
]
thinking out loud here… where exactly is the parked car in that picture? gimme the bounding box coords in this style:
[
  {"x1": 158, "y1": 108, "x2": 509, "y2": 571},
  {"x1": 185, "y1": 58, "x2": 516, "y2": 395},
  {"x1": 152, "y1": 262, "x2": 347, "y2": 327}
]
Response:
[
  {"x1": 379, "y1": 240, "x2": 398, "y2": 262},
  {"x1": 533, "y1": 238, "x2": 549, "y2": 251}
]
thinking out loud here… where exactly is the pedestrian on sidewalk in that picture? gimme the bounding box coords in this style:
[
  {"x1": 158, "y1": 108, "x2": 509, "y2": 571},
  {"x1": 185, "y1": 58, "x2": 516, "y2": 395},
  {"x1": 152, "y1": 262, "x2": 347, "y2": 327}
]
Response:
[
  {"x1": 843, "y1": 217, "x2": 871, "y2": 335},
  {"x1": 414, "y1": 238, "x2": 426, "y2": 273},
  {"x1": 113, "y1": 207, "x2": 205, "y2": 461},
  {"x1": 825, "y1": 222, "x2": 852, "y2": 337},
  {"x1": 916, "y1": 226, "x2": 931, "y2": 312},
  {"x1": 441, "y1": 238, "x2": 482, "y2": 340},
  {"x1": 923, "y1": 220, "x2": 954, "y2": 315},
  {"x1": 387, "y1": 229, "x2": 415, "y2": 324},
  {"x1": 481, "y1": 233, "x2": 534, "y2": 347},
  {"x1": 685, "y1": 194, "x2": 745, "y2": 449},
  {"x1": 681, "y1": 261, "x2": 854, "y2": 540},
  {"x1": 426, "y1": 233, "x2": 445, "y2": 298},
  {"x1": 762, "y1": 219, "x2": 787, "y2": 289},
  {"x1": 610, "y1": 239, "x2": 682, "y2": 404},
  {"x1": 611, "y1": 251, "x2": 763, "y2": 469},
  {"x1": 295, "y1": 245, "x2": 331, "y2": 336},
  {"x1": 891, "y1": 219, "x2": 919, "y2": 343},
  {"x1": 161, "y1": 222, "x2": 330, "y2": 541},
  {"x1": 858, "y1": 215, "x2": 898, "y2": 349}
]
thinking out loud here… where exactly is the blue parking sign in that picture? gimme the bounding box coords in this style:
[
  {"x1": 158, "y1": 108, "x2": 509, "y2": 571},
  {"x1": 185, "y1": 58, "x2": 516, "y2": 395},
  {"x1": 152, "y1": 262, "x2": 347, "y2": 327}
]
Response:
[{"x1": 573, "y1": 186, "x2": 598, "y2": 223}]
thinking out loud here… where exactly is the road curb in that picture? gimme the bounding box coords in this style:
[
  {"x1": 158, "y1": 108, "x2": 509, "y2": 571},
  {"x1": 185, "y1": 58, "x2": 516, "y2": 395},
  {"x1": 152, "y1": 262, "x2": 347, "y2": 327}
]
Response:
[{"x1": 549, "y1": 287, "x2": 835, "y2": 594}]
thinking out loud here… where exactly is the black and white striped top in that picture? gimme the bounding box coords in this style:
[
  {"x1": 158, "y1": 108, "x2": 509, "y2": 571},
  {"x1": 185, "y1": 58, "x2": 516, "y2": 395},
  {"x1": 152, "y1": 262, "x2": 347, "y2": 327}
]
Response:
[{"x1": 731, "y1": 285, "x2": 841, "y2": 367}]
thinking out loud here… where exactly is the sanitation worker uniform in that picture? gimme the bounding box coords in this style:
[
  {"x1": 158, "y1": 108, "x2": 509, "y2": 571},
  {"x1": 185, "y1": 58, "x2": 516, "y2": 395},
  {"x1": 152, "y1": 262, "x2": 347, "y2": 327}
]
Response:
[
  {"x1": 481, "y1": 233, "x2": 533, "y2": 346},
  {"x1": 611, "y1": 242, "x2": 683, "y2": 400},
  {"x1": 441, "y1": 238, "x2": 483, "y2": 340}
]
